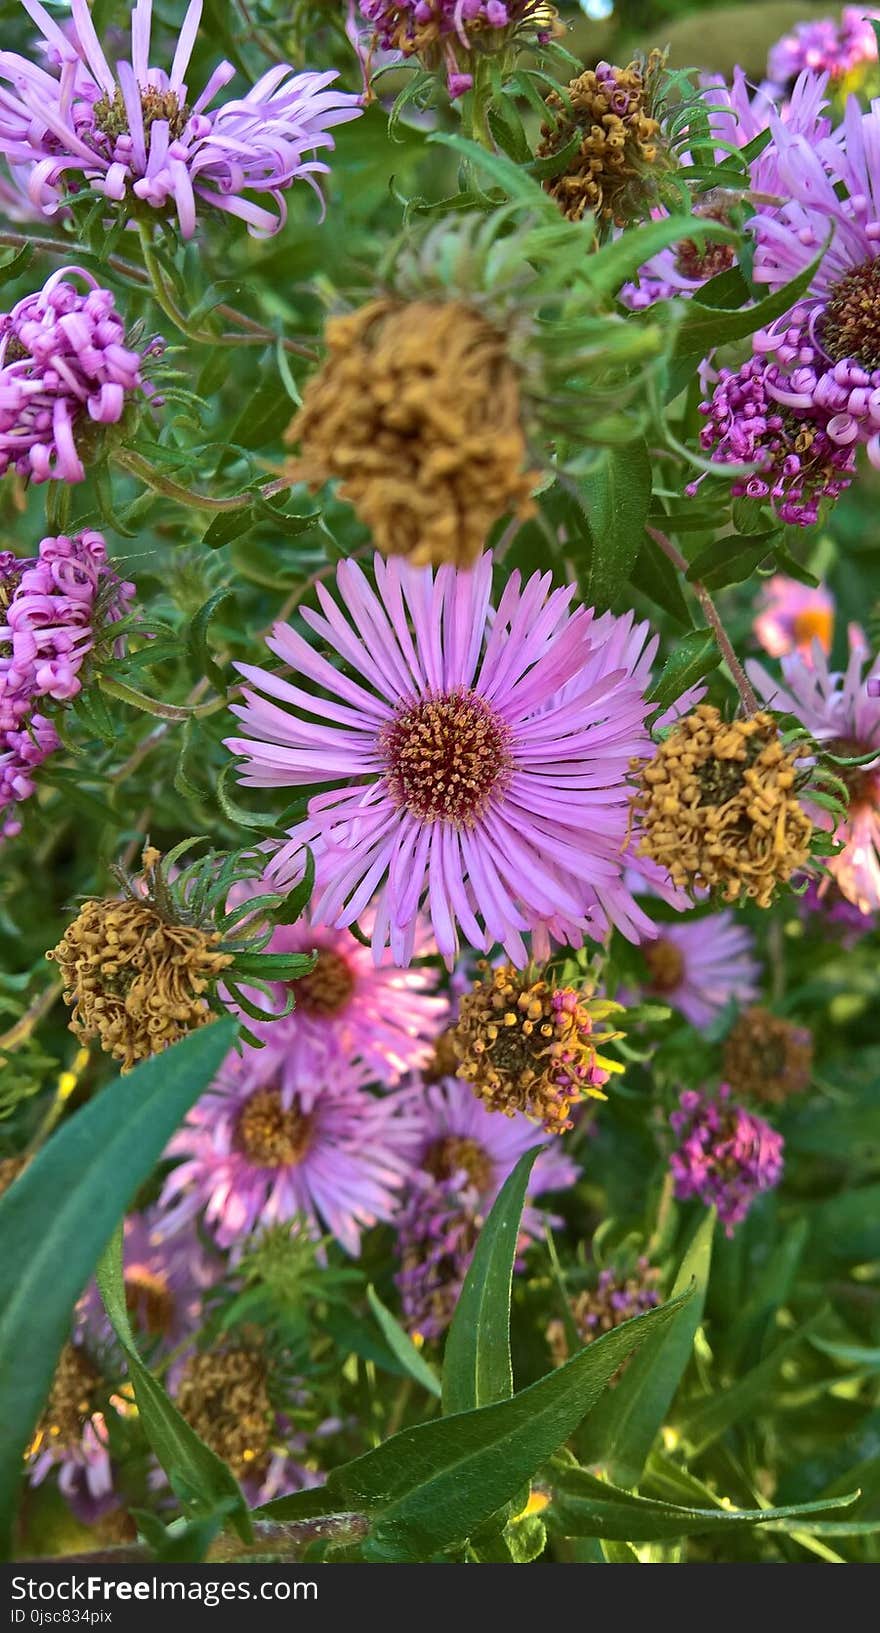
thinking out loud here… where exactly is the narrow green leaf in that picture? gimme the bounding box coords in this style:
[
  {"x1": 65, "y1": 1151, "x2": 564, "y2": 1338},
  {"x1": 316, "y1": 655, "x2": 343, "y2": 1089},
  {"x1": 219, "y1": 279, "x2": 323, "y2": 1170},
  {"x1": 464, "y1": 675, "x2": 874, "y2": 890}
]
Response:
[
  {"x1": 0, "y1": 1020, "x2": 237, "y2": 1559},
  {"x1": 367, "y1": 1286, "x2": 442, "y2": 1399},
  {"x1": 97, "y1": 1228, "x2": 251, "y2": 1541},
  {"x1": 676, "y1": 1311, "x2": 822, "y2": 1456},
  {"x1": 649, "y1": 632, "x2": 721, "y2": 709},
  {"x1": 188, "y1": 587, "x2": 234, "y2": 690},
  {"x1": 262, "y1": 1290, "x2": 692, "y2": 1560},
  {"x1": 577, "y1": 1209, "x2": 714, "y2": 1486},
  {"x1": 442, "y1": 1149, "x2": 538, "y2": 1415},
  {"x1": 588, "y1": 215, "x2": 738, "y2": 299},
  {"x1": 686, "y1": 529, "x2": 780, "y2": 590},
  {"x1": 549, "y1": 1466, "x2": 860, "y2": 1542},
  {"x1": 670, "y1": 250, "x2": 823, "y2": 366},
  {"x1": 579, "y1": 439, "x2": 652, "y2": 610}
]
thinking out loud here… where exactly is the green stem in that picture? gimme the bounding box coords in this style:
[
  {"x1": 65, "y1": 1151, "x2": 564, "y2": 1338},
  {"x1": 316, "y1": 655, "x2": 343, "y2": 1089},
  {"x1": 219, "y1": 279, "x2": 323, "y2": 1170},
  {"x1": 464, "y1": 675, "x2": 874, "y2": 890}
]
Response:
[{"x1": 113, "y1": 446, "x2": 291, "y2": 513}]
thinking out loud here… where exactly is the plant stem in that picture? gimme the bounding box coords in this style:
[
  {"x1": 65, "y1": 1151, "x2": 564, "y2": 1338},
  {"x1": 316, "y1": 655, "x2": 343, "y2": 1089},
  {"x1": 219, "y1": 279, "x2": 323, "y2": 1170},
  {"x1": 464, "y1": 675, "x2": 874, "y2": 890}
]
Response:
[
  {"x1": 113, "y1": 446, "x2": 291, "y2": 512},
  {"x1": 0, "y1": 981, "x2": 61, "y2": 1055},
  {"x1": 645, "y1": 525, "x2": 759, "y2": 715},
  {"x1": 0, "y1": 230, "x2": 316, "y2": 359}
]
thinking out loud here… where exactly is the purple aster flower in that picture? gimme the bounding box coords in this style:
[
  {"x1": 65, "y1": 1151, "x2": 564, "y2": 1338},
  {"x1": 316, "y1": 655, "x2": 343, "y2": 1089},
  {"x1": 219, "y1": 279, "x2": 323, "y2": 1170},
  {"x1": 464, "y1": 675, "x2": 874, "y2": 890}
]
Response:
[
  {"x1": 0, "y1": 710, "x2": 58, "y2": 837},
  {"x1": 0, "y1": 268, "x2": 149, "y2": 484},
  {"x1": 622, "y1": 69, "x2": 831, "y2": 311},
  {"x1": 77, "y1": 1209, "x2": 219, "y2": 1355},
  {"x1": 799, "y1": 875, "x2": 876, "y2": 942},
  {"x1": 669, "y1": 1083, "x2": 784, "y2": 1234},
  {"x1": 394, "y1": 1075, "x2": 580, "y2": 1338},
  {"x1": 226, "y1": 554, "x2": 663, "y2": 968},
  {"x1": 0, "y1": 0, "x2": 362, "y2": 238},
  {"x1": 767, "y1": 8, "x2": 879, "y2": 92},
  {"x1": 753, "y1": 574, "x2": 835, "y2": 662},
  {"x1": 156, "y1": 1047, "x2": 420, "y2": 1257},
  {"x1": 640, "y1": 910, "x2": 761, "y2": 1029},
  {"x1": 748, "y1": 627, "x2": 880, "y2": 912},
  {"x1": 231, "y1": 871, "x2": 447, "y2": 1086},
  {"x1": 0, "y1": 530, "x2": 134, "y2": 731},
  {"x1": 26, "y1": 1336, "x2": 136, "y2": 1525}
]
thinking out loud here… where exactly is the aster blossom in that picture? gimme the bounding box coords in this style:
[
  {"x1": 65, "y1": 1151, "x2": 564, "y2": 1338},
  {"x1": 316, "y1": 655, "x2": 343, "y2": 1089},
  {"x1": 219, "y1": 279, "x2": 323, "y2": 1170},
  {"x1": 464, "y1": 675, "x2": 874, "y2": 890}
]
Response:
[
  {"x1": 0, "y1": 267, "x2": 149, "y2": 484},
  {"x1": 156, "y1": 1047, "x2": 420, "y2": 1257},
  {"x1": 669, "y1": 1084, "x2": 784, "y2": 1234},
  {"x1": 0, "y1": 711, "x2": 58, "y2": 838},
  {"x1": 766, "y1": 8, "x2": 879, "y2": 93},
  {"x1": 749, "y1": 631, "x2": 880, "y2": 912},
  {"x1": 359, "y1": 0, "x2": 558, "y2": 98},
  {"x1": 753, "y1": 575, "x2": 835, "y2": 662},
  {"x1": 226, "y1": 554, "x2": 663, "y2": 967},
  {"x1": 640, "y1": 909, "x2": 761, "y2": 1030},
  {"x1": 233, "y1": 880, "x2": 447, "y2": 1085},
  {"x1": 394, "y1": 1075, "x2": 579, "y2": 1338},
  {"x1": 0, "y1": 0, "x2": 362, "y2": 238}
]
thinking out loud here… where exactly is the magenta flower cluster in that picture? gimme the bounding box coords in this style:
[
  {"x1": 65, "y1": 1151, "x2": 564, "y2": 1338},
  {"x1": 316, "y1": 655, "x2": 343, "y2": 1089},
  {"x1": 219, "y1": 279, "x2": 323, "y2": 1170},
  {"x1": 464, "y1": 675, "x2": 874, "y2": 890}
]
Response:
[
  {"x1": 0, "y1": 268, "x2": 147, "y2": 485},
  {"x1": 0, "y1": 0, "x2": 361, "y2": 239},
  {"x1": 0, "y1": 529, "x2": 133, "y2": 836},
  {"x1": 669, "y1": 1085, "x2": 784, "y2": 1234},
  {"x1": 767, "y1": 7, "x2": 879, "y2": 90}
]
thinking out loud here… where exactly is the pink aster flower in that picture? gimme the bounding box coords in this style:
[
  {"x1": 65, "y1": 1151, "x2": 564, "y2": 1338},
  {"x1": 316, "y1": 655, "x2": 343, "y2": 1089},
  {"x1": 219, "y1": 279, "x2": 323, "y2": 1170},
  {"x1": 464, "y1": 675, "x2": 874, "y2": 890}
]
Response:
[
  {"x1": 669, "y1": 1084, "x2": 784, "y2": 1235},
  {"x1": 394, "y1": 1075, "x2": 580, "y2": 1338},
  {"x1": 226, "y1": 555, "x2": 662, "y2": 968},
  {"x1": 0, "y1": 267, "x2": 150, "y2": 484},
  {"x1": 156, "y1": 1048, "x2": 420, "y2": 1258},
  {"x1": 754, "y1": 575, "x2": 835, "y2": 662},
  {"x1": 622, "y1": 68, "x2": 831, "y2": 311},
  {"x1": 767, "y1": 8, "x2": 879, "y2": 92},
  {"x1": 0, "y1": 0, "x2": 362, "y2": 238},
  {"x1": 639, "y1": 910, "x2": 761, "y2": 1029},
  {"x1": 77, "y1": 1209, "x2": 219, "y2": 1355},
  {"x1": 799, "y1": 875, "x2": 876, "y2": 942},
  {"x1": 230, "y1": 873, "x2": 447, "y2": 1085},
  {"x1": 0, "y1": 710, "x2": 58, "y2": 837},
  {"x1": 749, "y1": 630, "x2": 880, "y2": 912}
]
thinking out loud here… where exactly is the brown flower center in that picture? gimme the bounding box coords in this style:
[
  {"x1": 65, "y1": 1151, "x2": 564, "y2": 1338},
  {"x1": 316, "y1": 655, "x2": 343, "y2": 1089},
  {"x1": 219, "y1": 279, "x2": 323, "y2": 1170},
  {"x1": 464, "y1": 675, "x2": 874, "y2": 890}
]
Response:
[
  {"x1": 379, "y1": 689, "x2": 513, "y2": 827},
  {"x1": 722, "y1": 1006, "x2": 813, "y2": 1105},
  {"x1": 93, "y1": 86, "x2": 191, "y2": 143},
  {"x1": 293, "y1": 947, "x2": 356, "y2": 1018},
  {"x1": 234, "y1": 1086, "x2": 313, "y2": 1168},
  {"x1": 125, "y1": 1269, "x2": 175, "y2": 1338},
  {"x1": 822, "y1": 258, "x2": 880, "y2": 370},
  {"x1": 422, "y1": 1026, "x2": 462, "y2": 1084},
  {"x1": 675, "y1": 234, "x2": 735, "y2": 282},
  {"x1": 31, "y1": 1344, "x2": 101, "y2": 1455},
  {"x1": 175, "y1": 1349, "x2": 273, "y2": 1480},
  {"x1": 424, "y1": 1135, "x2": 494, "y2": 1192},
  {"x1": 643, "y1": 936, "x2": 685, "y2": 992}
]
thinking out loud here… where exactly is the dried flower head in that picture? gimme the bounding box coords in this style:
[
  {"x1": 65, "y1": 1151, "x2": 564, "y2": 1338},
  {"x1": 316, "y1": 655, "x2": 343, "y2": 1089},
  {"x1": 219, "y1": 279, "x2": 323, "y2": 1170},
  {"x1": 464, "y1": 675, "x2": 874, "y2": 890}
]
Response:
[
  {"x1": 722, "y1": 1006, "x2": 813, "y2": 1106},
  {"x1": 175, "y1": 1345, "x2": 275, "y2": 1481},
  {"x1": 28, "y1": 1342, "x2": 103, "y2": 1459},
  {"x1": 538, "y1": 53, "x2": 669, "y2": 227},
  {"x1": 546, "y1": 1258, "x2": 661, "y2": 1366},
  {"x1": 359, "y1": 0, "x2": 561, "y2": 98},
  {"x1": 47, "y1": 883, "x2": 232, "y2": 1072},
  {"x1": 635, "y1": 705, "x2": 813, "y2": 908},
  {"x1": 285, "y1": 298, "x2": 536, "y2": 568},
  {"x1": 451, "y1": 961, "x2": 623, "y2": 1133}
]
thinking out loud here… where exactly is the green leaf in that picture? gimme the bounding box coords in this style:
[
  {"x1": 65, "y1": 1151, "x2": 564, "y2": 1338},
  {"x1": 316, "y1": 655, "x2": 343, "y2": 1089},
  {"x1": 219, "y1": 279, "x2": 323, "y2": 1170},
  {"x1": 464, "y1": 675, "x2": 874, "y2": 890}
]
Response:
[
  {"x1": 548, "y1": 1466, "x2": 860, "y2": 1542},
  {"x1": 578, "y1": 440, "x2": 652, "y2": 610},
  {"x1": 577, "y1": 1210, "x2": 714, "y2": 1486},
  {"x1": 367, "y1": 1286, "x2": 442, "y2": 1399},
  {"x1": 260, "y1": 1290, "x2": 692, "y2": 1561},
  {"x1": 188, "y1": 587, "x2": 234, "y2": 690},
  {"x1": 97, "y1": 1228, "x2": 251, "y2": 1541},
  {"x1": 427, "y1": 132, "x2": 559, "y2": 215},
  {"x1": 649, "y1": 632, "x2": 721, "y2": 709},
  {"x1": 676, "y1": 1310, "x2": 822, "y2": 1456},
  {"x1": 628, "y1": 532, "x2": 693, "y2": 629},
  {"x1": 588, "y1": 214, "x2": 738, "y2": 300},
  {"x1": 442, "y1": 1149, "x2": 538, "y2": 1416},
  {"x1": 0, "y1": 1020, "x2": 237, "y2": 1559},
  {"x1": 669, "y1": 250, "x2": 824, "y2": 371},
  {"x1": 0, "y1": 243, "x2": 33, "y2": 284},
  {"x1": 686, "y1": 529, "x2": 780, "y2": 591}
]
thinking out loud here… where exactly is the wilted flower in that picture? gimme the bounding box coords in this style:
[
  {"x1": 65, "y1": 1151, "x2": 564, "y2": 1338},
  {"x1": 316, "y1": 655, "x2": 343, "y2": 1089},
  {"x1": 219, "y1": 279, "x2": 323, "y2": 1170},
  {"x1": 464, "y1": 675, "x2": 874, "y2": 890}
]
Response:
[
  {"x1": 156, "y1": 1047, "x2": 419, "y2": 1256},
  {"x1": 546, "y1": 1257, "x2": 661, "y2": 1366},
  {"x1": 394, "y1": 1075, "x2": 579, "y2": 1338},
  {"x1": 285, "y1": 298, "x2": 536, "y2": 569},
  {"x1": 754, "y1": 576, "x2": 835, "y2": 663},
  {"x1": 359, "y1": 0, "x2": 559, "y2": 98},
  {"x1": 0, "y1": 268, "x2": 149, "y2": 484},
  {"x1": 749, "y1": 633, "x2": 880, "y2": 911},
  {"x1": 26, "y1": 1342, "x2": 124, "y2": 1524},
  {"x1": 640, "y1": 910, "x2": 761, "y2": 1029},
  {"x1": 0, "y1": 0, "x2": 362, "y2": 237},
  {"x1": 635, "y1": 704, "x2": 813, "y2": 908},
  {"x1": 538, "y1": 52, "x2": 669, "y2": 228},
  {"x1": 669, "y1": 1083, "x2": 784, "y2": 1233},
  {"x1": 228, "y1": 554, "x2": 662, "y2": 966},
  {"x1": 722, "y1": 1006, "x2": 813, "y2": 1105},
  {"x1": 450, "y1": 961, "x2": 623, "y2": 1133}
]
